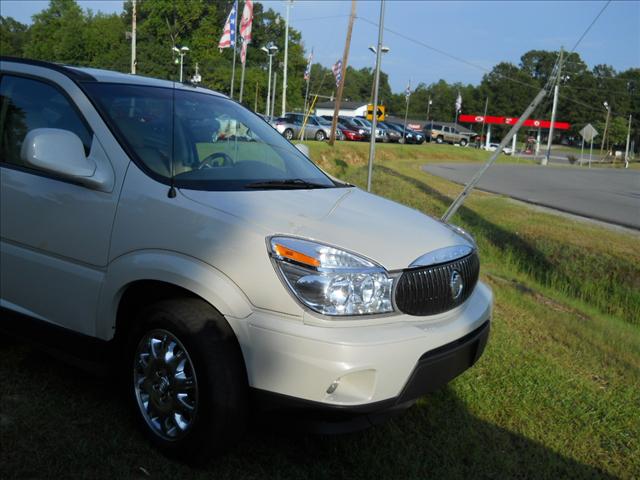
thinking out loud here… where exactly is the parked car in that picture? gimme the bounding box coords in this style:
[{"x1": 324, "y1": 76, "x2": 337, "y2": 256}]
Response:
[
  {"x1": 424, "y1": 122, "x2": 471, "y2": 146},
  {"x1": 0, "y1": 57, "x2": 492, "y2": 459},
  {"x1": 352, "y1": 116, "x2": 385, "y2": 141},
  {"x1": 484, "y1": 143, "x2": 513, "y2": 155},
  {"x1": 386, "y1": 122, "x2": 425, "y2": 144},
  {"x1": 377, "y1": 121, "x2": 403, "y2": 143},
  {"x1": 338, "y1": 126, "x2": 365, "y2": 141},
  {"x1": 322, "y1": 115, "x2": 371, "y2": 141},
  {"x1": 275, "y1": 113, "x2": 341, "y2": 141}
]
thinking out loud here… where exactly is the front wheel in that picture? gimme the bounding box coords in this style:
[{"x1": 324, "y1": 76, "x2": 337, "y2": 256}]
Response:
[
  {"x1": 315, "y1": 130, "x2": 326, "y2": 141},
  {"x1": 436, "y1": 136, "x2": 444, "y2": 144},
  {"x1": 283, "y1": 128, "x2": 294, "y2": 141},
  {"x1": 128, "y1": 298, "x2": 247, "y2": 460}
]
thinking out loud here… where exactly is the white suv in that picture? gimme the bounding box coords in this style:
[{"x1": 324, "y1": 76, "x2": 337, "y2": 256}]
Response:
[{"x1": 0, "y1": 58, "x2": 492, "y2": 459}]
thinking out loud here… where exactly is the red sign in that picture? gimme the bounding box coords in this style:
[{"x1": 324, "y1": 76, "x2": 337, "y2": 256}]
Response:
[{"x1": 458, "y1": 114, "x2": 569, "y2": 130}]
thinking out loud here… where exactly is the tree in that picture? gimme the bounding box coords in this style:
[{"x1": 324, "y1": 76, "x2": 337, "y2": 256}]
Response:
[
  {"x1": 24, "y1": 0, "x2": 87, "y2": 64},
  {"x1": 0, "y1": 16, "x2": 28, "y2": 57}
]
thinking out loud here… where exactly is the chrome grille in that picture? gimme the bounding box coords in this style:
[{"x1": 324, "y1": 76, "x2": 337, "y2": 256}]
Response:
[{"x1": 394, "y1": 251, "x2": 479, "y2": 316}]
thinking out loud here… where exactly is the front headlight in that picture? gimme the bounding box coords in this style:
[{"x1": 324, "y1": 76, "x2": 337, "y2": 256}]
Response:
[{"x1": 268, "y1": 236, "x2": 395, "y2": 316}]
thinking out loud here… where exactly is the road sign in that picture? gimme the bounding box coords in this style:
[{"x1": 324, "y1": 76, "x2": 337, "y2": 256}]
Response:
[
  {"x1": 579, "y1": 123, "x2": 598, "y2": 142},
  {"x1": 366, "y1": 104, "x2": 385, "y2": 121}
]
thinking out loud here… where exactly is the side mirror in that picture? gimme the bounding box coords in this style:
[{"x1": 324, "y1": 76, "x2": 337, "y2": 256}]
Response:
[
  {"x1": 21, "y1": 128, "x2": 96, "y2": 178},
  {"x1": 295, "y1": 143, "x2": 310, "y2": 157}
]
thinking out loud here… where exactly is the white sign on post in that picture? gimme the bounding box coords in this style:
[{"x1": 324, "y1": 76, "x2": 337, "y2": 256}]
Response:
[{"x1": 579, "y1": 124, "x2": 599, "y2": 168}]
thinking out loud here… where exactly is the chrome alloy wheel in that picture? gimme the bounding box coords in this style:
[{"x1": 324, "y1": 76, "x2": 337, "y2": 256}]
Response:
[{"x1": 133, "y1": 329, "x2": 199, "y2": 441}]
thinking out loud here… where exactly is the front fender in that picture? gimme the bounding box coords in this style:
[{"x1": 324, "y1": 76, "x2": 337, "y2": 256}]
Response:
[{"x1": 96, "y1": 249, "x2": 253, "y2": 340}]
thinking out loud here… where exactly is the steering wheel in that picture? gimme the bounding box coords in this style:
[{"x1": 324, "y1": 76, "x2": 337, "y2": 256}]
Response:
[{"x1": 198, "y1": 152, "x2": 234, "y2": 169}]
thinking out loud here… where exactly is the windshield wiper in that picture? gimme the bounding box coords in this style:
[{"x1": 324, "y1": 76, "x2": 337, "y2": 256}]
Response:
[{"x1": 245, "y1": 179, "x2": 332, "y2": 189}]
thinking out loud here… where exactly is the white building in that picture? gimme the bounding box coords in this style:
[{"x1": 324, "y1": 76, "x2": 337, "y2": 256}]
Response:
[{"x1": 314, "y1": 101, "x2": 368, "y2": 118}]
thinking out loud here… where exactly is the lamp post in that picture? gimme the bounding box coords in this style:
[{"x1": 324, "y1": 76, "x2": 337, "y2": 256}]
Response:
[
  {"x1": 601, "y1": 100, "x2": 611, "y2": 159},
  {"x1": 172, "y1": 46, "x2": 189, "y2": 83},
  {"x1": 366, "y1": 0, "x2": 386, "y2": 193},
  {"x1": 261, "y1": 42, "x2": 278, "y2": 118}
]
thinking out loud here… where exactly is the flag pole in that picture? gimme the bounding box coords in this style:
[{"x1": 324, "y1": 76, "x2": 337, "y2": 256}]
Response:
[
  {"x1": 239, "y1": 41, "x2": 247, "y2": 103},
  {"x1": 229, "y1": 1, "x2": 238, "y2": 99},
  {"x1": 402, "y1": 79, "x2": 411, "y2": 143},
  {"x1": 304, "y1": 76, "x2": 310, "y2": 114}
]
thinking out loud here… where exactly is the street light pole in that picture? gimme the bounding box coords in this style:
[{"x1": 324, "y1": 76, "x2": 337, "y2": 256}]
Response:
[
  {"x1": 173, "y1": 46, "x2": 189, "y2": 83},
  {"x1": 366, "y1": 0, "x2": 386, "y2": 193},
  {"x1": 281, "y1": 0, "x2": 292, "y2": 117},
  {"x1": 262, "y1": 42, "x2": 278, "y2": 117},
  {"x1": 600, "y1": 101, "x2": 611, "y2": 159}
]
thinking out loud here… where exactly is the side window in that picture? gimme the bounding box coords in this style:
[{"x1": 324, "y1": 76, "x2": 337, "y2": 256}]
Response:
[{"x1": 0, "y1": 75, "x2": 92, "y2": 167}]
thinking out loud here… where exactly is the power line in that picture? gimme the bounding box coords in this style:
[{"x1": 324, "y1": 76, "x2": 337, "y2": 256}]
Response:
[{"x1": 568, "y1": 0, "x2": 612, "y2": 53}]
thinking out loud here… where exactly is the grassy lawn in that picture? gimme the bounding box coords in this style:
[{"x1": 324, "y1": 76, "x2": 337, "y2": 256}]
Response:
[{"x1": 1, "y1": 142, "x2": 639, "y2": 479}]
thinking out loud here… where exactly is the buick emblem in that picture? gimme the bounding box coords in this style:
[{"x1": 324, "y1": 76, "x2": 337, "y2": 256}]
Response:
[{"x1": 450, "y1": 270, "x2": 464, "y2": 300}]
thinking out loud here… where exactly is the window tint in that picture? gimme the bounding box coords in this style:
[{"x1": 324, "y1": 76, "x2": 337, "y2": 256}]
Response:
[{"x1": 0, "y1": 75, "x2": 92, "y2": 167}]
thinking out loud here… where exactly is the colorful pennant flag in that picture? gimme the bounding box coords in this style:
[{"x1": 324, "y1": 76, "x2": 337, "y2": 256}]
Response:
[
  {"x1": 304, "y1": 48, "x2": 313, "y2": 81},
  {"x1": 332, "y1": 59, "x2": 342, "y2": 87}
]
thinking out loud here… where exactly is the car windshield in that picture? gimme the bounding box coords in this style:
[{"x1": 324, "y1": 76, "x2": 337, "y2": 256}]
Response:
[{"x1": 82, "y1": 83, "x2": 338, "y2": 191}]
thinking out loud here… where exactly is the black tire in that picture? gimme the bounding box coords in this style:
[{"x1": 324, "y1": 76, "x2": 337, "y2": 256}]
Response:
[
  {"x1": 315, "y1": 130, "x2": 326, "y2": 141},
  {"x1": 436, "y1": 136, "x2": 444, "y2": 144},
  {"x1": 398, "y1": 137, "x2": 405, "y2": 144},
  {"x1": 460, "y1": 138, "x2": 467, "y2": 147},
  {"x1": 283, "y1": 128, "x2": 294, "y2": 141},
  {"x1": 127, "y1": 298, "x2": 247, "y2": 461}
]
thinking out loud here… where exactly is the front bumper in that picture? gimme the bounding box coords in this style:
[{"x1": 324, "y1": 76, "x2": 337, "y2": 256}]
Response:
[
  {"x1": 251, "y1": 319, "x2": 489, "y2": 433},
  {"x1": 232, "y1": 281, "x2": 492, "y2": 415}
]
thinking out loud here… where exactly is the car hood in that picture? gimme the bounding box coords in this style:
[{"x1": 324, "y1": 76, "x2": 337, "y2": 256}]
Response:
[{"x1": 181, "y1": 187, "x2": 470, "y2": 270}]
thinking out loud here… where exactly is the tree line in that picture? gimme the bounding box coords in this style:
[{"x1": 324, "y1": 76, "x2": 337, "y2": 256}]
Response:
[{"x1": 1, "y1": 0, "x2": 638, "y2": 147}]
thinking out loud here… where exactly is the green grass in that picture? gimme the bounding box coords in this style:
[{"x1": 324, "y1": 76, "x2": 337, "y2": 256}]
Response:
[{"x1": 1, "y1": 142, "x2": 639, "y2": 479}]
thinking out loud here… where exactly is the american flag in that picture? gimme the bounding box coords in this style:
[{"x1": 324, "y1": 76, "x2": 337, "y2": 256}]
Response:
[
  {"x1": 455, "y1": 91, "x2": 462, "y2": 113},
  {"x1": 218, "y1": 1, "x2": 238, "y2": 50},
  {"x1": 239, "y1": 0, "x2": 253, "y2": 64},
  {"x1": 332, "y1": 59, "x2": 342, "y2": 87},
  {"x1": 303, "y1": 48, "x2": 313, "y2": 81},
  {"x1": 405, "y1": 81, "x2": 411, "y2": 99}
]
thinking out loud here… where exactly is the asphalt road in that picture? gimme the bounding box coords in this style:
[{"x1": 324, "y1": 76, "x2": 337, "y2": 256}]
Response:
[{"x1": 422, "y1": 163, "x2": 640, "y2": 229}]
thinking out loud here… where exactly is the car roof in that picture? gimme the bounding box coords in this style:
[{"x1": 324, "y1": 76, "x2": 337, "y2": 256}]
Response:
[{"x1": 1, "y1": 56, "x2": 226, "y2": 98}]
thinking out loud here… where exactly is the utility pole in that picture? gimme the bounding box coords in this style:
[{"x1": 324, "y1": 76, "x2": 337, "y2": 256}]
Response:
[
  {"x1": 366, "y1": 0, "x2": 385, "y2": 192},
  {"x1": 479, "y1": 97, "x2": 488, "y2": 148},
  {"x1": 624, "y1": 114, "x2": 632, "y2": 168},
  {"x1": 543, "y1": 46, "x2": 563, "y2": 166},
  {"x1": 281, "y1": 0, "x2": 292, "y2": 117},
  {"x1": 600, "y1": 102, "x2": 611, "y2": 159},
  {"x1": 426, "y1": 95, "x2": 432, "y2": 123},
  {"x1": 130, "y1": 0, "x2": 137, "y2": 74},
  {"x1": 329, "y1": 0, "x2": 356, "y2": 146}
]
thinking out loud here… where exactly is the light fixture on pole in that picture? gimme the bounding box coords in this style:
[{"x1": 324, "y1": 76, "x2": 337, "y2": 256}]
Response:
[
  {"x1": 368, "y1": 45, "x2": 389, "y2": 104},
  {"x1": 261, "y1": 42, "x2": 278, "y2": 118},
  {"x1": 601, "y1": 100, "x2": 611, "y2": 158},
  {"x1": 172, "y1": 46, "x2": 190, "y2": 83}
]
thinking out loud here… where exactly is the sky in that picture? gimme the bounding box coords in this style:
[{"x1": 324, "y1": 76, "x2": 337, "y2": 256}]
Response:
[{"x1": 2, "y1": 0, "x2": 639, "y2": 92}]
